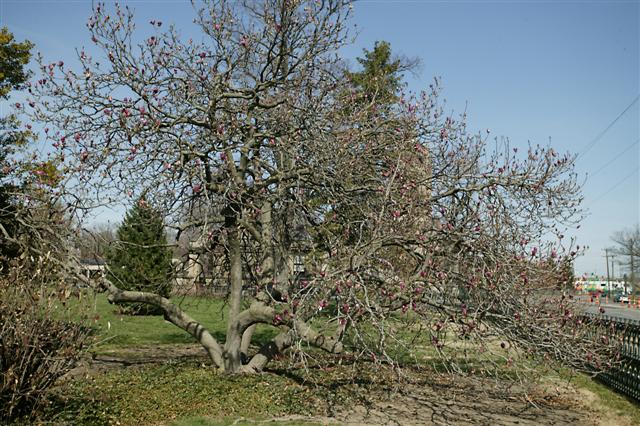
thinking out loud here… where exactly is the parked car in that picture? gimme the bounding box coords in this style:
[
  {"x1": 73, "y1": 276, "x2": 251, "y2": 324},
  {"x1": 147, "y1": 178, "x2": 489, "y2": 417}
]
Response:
[{"x1": 613, "y1": 293, "x2": 630, "y2": 303}]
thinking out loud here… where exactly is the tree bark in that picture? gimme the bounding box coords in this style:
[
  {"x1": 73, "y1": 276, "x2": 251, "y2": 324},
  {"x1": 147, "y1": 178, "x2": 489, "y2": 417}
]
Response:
[
  {"x1": 234, "y1": 301, "x2": 344, "y2": 372},
  {"x1": 240, "y1": 324, "x2": 256, "y2": 363},
  {"x1": 224, "y1": 221, "x2": 244, "y2": 372}
]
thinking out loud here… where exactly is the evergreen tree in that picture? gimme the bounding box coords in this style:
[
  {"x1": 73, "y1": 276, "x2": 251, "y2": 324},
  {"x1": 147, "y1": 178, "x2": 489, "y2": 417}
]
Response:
[
  {"x1": 347, "y1": 41, "x2": 402, "y2": 105},
  {"x1": 317, "y1": 41, "x2": 413, "y2": 249},
  {"x1": 107, "y1": 199, "x2": 174, "y2": 315}
]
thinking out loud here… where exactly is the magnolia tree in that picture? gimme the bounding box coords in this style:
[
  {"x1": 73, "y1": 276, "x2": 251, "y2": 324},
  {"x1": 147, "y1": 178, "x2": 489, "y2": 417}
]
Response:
[{"x1": 28, "y1": 0, "x2": 616, "y2": 374}]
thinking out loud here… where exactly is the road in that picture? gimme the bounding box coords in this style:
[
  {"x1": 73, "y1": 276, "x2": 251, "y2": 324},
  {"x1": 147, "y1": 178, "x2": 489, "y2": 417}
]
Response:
[{"x1": 579, "y1": 301, "x2": 640, "y2": 321}]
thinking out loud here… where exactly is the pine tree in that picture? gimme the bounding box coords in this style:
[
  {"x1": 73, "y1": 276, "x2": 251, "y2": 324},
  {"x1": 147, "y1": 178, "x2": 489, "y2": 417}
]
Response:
[
  {"x1": 318, "y1": 41, "x2": 411, "y2": 249},
  {"x1": 106, "y1": 199, "x2": 173, "y2": 315},
  {"x1": 346, "y1": 41, "x2": 404, "y2": 106}
]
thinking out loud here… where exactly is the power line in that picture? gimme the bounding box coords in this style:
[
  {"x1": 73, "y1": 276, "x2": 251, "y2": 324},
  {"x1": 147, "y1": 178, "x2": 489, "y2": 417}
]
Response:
[
  {"x1": 577, "y1": 94, "x2": 640, "y2": 160},
  {"x1": 589, "y1": 137, "x2": 640, "y2": 179},
  {"x1": 591, "y1": 166, "x2": 640, "y2": 204}
]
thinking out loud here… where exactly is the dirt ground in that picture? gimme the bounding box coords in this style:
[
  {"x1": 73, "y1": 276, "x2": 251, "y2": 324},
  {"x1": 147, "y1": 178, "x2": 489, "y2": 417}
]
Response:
[{"x1": 68, "y1": 344, "x2": 635, "y2": 426}]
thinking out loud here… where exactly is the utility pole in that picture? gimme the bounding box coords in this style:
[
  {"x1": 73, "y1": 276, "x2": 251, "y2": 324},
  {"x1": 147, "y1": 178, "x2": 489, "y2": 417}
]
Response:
[
  {"x1": 631, "y1": 251, "x2": 636, "y2": 296},
  {"x1": 605, "y1": 248, "x2": 611, "y2": 293},
  {"x1": 611, "y1": 255, "x2": 616, "y2": 283}
]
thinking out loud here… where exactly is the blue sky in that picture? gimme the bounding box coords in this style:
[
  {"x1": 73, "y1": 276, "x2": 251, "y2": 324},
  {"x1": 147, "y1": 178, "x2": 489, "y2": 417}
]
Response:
[{"x1": 1, "y1": 0, "x2": 638, "y2": 276}]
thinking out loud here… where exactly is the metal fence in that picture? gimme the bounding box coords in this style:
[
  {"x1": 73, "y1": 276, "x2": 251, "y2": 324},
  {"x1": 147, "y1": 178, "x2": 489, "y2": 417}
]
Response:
[{"x1": 584, "y1": 314, "x2": 640, "y2": 401}]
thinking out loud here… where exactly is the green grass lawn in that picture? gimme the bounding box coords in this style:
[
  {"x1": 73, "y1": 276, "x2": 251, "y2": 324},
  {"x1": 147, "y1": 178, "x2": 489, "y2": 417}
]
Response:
[
  {"x1": 71, "y1": 292, "x2": 279, "y2": 351},
  {"x1": 44, "y1": 352, "x2": 640, "y2": 426},
  {"x1": 42, "y1": 291, "x2": 639, "y2": 426}
]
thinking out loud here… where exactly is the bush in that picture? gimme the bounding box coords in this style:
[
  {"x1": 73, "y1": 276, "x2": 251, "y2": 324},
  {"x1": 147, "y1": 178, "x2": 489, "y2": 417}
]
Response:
[{"x1": 0, "y1": 282, "x2": 92, "y2": 422}]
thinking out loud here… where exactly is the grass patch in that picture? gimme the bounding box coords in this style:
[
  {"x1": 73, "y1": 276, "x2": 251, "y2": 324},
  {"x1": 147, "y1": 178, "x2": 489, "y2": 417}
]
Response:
[
  {"x1": 40, "y1": 348, "x2": 640, "y2": 426},
  {"x1": 569, "y1": 373, "x2": 640, "y2": 423},
  {"x1": 71, "y1": 292, "x2": 278, "y2": 352},
  {"x1": 46, "y1": 361, "x2": 325, "y2": 426},
  {"x1": 47, "y1": 292, "x2": 640, "y2": 425},
  {"x1": 170, "y1": 416, "x2": 325, "y2": 426}
]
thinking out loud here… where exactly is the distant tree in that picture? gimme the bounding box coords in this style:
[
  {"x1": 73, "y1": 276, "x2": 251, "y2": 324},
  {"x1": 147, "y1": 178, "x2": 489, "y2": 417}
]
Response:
[
  {"x1": 612, "y1": 225, "x2": 640, "y2": 294},
  {"x1": 346, "y1": 40, "x2": 417, "y2": 106},
  {"x1": 0, "y1": 27, "x2": 32, "y2": 98},
  {"x1": 0, "y1": 27, "x2": 34, "y2": 270},
  {"x1": 106, "y1": 199, "x2": 174, "y2": 315}
]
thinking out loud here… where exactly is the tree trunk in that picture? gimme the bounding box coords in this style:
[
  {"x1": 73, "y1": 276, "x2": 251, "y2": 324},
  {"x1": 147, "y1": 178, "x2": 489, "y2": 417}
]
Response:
[
  {"x1": 240, "y1": 324, "x2": 256, "y2": 363},
  {"x1": 224, "y1": 221, "x2": 244, "y2": 373}
]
